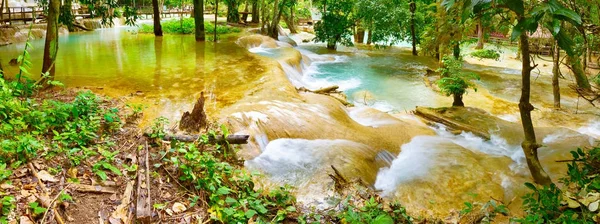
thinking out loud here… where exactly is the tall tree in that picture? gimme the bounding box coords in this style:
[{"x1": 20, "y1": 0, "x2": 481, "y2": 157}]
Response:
[
  {"x1": 152, "y1": 0, "x2": 163, "y2": 36},
  {"x1": 409, "y1": 0, "x2": 417, "y2": 55},
  {"x1": 268, "y1": 0, "x2": 284, "y2": 39},
  {"x1": 225, "y1": 0, "x2": 240, "y2": 23},
  {"x1": 41, "y1": 0, "x2": 60, "y2": 86},
  {"x1": 447, "y1": 0, "x2": 583, "y2": 186},
  {"x1": 552, "y1": 41, "x2": 561, "y2": 109},
  {"x1": 214, "y1": 0, "x2": 219, "y2": 41},
  {"x1": 251, "y1": 0, "x2": 259, "y2": 23},
  {"x1": 194, "y1": 0, "x2": 205, "y2": 41},
  {"x1": 314, "y1": 0, "x2": 355, "y2": 49},
  {"x1": 475, "y1": 19, "x2": 484, "y2": 49}
]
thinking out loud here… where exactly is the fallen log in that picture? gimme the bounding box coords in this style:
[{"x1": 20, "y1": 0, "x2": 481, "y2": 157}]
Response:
[
  {"x1": 414, "y1": 107, "x2": 490, "y2": 140},
  {"x1": 135, "y1": 142, "x2": 152, "y2": 224},
  {"x1": 72, "y1": 22, "x2": 93, "y2": 31},
  {"x1": 297, "y1": 85, "x2": 354, "y2": 106},
  {"x1": 144, "y1": 133, "x2": 250, "y2": 144},
  {"x1": 71, "y1": 183, "x2": 117, "y2": 194}
]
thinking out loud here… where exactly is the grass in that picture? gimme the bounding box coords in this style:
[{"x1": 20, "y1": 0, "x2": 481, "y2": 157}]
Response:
[{"x1": 139, "y1": 18, "x2": 241, "y2": 35}]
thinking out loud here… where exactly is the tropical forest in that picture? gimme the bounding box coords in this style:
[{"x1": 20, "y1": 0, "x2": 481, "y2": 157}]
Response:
[{"x1": 1, "y1": 0, "x2": 600, "y2": 223}]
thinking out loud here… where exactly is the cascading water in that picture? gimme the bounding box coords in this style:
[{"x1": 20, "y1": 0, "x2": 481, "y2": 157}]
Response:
[{"x1": 231, "y1": 33, "x2": 600, "y2": 218}]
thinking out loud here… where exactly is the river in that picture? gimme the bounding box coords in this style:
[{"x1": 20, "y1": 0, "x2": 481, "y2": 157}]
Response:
[{"x1": 1, "y1": 27, "x2": 599, "y2": 219}]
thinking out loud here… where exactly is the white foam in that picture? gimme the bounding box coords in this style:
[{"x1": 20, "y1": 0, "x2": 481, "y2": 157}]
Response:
[
  {"x1": 498, "y1": 113, "x2": 519, "y2": 122},
  {"x1": 431, "y1": 124, "x2": 525, "y2": 164},
  {"x1": 577, "y1": 120, "x2": 600, "y2": 139},
  {"x1": 374, "y1": 136, "x2": 444, "y2": 195},
  {"x1": 249, "y1": 46, "x2": 275, "y2": 55},
  {"x1": 347, "y1": 106, "x2": 400, "y2": 127}
]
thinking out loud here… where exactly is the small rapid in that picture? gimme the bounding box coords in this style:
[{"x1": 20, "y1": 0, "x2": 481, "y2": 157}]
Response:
[{"x1": 232, "y1": 33, "x2": 600, "y2": 219}]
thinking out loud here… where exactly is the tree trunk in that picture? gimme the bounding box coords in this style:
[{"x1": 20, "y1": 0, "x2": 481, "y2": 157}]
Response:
[
  {"x1": 41, "y1": 0, "x2": 60, "y2": 86},
  {"x1": 268, "y1": 0, "x2": 283, "y2": 39},
  {"x1": 452, "y1": 93, "x2": 464, "y2": 107},
  {"x1": 475, "y1": 19, "x2": 484, "y2": 49},
  {"x1": 552, "y1": 41, "x2": 560, "y2": 109},
  {"x1": 288, "y1": 5, "x2": 296, "y2": 33},
  {"x1": 214, "y1": 0, "x2": 218, "y2": 41},
  {"x1": 519, "y1": 29, "x2": 552, "y2": 186},
  {"x1": 180, "y1": 92, "x2": 208, "y2": 132},
  {"x1": 61, "y1": 0, "x2": 74, "y2": 31},
  {"x1": 582, "y1": 29, "x2": 588, "y2": 71},
  {"x1": 0, "y1": 0, "x2": 4, "y2": 22},
  {"x1": 410, "y1": 0, "x2": 417, "y2": 55},
  {"x1": 354, "y1": 27, "x2": 365, "y2": 44},
  {"x1": 152, "y1": 0, "x2": 163, "y2": 36},
  {"x1": 226, "y1": 0, "x2": 239, "y2": 23},
  {"x1": 283, "y1": 4, "x2": 296, "y2": 34},
  {"x1": 516, "y1": 40, "x2": 521, "y2": 60},
  {"x1": 193, "y1": 0, "x2": 205, "y2": 41},
  {"x1": 251, "y1": 0, "x2": 259, "y2": 23},
  {"x1": 568, "y1": 55, "x2": 592, "y2": 91},
  {"x1": 327, "y1": 40, "x2": 336, "y2": 50},
  {"x1": 453, "y1": 42, "x2": 460, "y2": 59},
  {"x1": 241, "y1": 0, "x2": 249, "y2": 22},
  {"x1": 366, "y1": 29, "x2": 373, "y2": 45}
]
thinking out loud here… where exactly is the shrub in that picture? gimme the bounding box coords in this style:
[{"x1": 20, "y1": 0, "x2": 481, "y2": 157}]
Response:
[
  {"x1": 138, "y1": 18, "x2": 242, "y2": 35},
  {"x1": 470, "y1": 49, "x2": 501, "y2": 61},
  {"x1": 436, "y1": 56, "x2": 479, "y2": 107},
  {"x1": 516, "y1": 147, "x2": 600, "y2": 223}
]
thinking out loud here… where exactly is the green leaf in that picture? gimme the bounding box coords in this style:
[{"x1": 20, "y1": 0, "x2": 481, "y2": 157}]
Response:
[
  {"x1": 553, "y1": 8, "x2": 582, "y2": 26},
  {"x1": 225, "y1": 197, "x2": 237, "y2": 205},
  {"x1": 372, "y1": 214, "x2": 394, "y2": 224},
  {"x1": 505, "y1": 0, "x2": 524, "y2": 15},
  {"x1": 95, "y1": 170, "x2": 108, "y2": 180},
  {"x1": 216, "y1": 187, "x2": 231, "y2": 195},
  {"x1": 245, "y1": 209, "x2": 257, "y2": 219},
  {"x1": 524, "y1": 182, "x2": 537, "y2": 191},
  {"x1": 102, "y1": 163, "x2": 122, "y2": 176}
]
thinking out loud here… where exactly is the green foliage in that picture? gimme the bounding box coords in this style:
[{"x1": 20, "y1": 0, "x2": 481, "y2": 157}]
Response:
[
  {"x1": 0, "y1": 196, "x2": 15, "y2": 224},
  {"x1": 58, "y1": 192, "x2": 73, "y2": 203},
  {"x1": 313, "y1": 0, "x2": 355, "y2": 49},
  {"x1": 436, "y1": 56, "x2": 479, "y2": 98},
  {"x1": 460, "y1": 199, "x2": 509, "y2": 223},
  {"x1": 28, "y1": 202, "x2": 46, "y2": 216},
  {"x1": 163, "y1": 140, "x2": 297, "y2": 223},
  {"x1": 1, "y1": 44, "x2": 122, "y2": 168},
  {"x1": 138, "y1": 19, "x2": 241, "y2": 35},
  {"x1": 515, "y1": 147, "x2": 600, "y2": 223},
  {"x1": 92, "y1": 148, "x2": 123, "y2": 180},
  {"x1": 337, "y1": 197, "x2": 412, "y2": 224},
  {"x1": 149, "y1": 117, "x2": 169, "y2": 140},
  {"x1": 470, "y1": 49, "x2": 500, "y2": 60}
]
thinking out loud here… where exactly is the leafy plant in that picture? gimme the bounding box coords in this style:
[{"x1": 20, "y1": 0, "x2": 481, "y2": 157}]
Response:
[
  {"x1": 138, "y1": 19, "x2": 241, "y2": 35},
  {"x1": 436, "y1": 56, "x2": 480, "y2": 107},
  {"x1": 516, "y1": 147, "x2": 600, "y2": 223},
  {"x1": 470, "y1": 49, "x2": 501, "y2": 61},
  {"x1": 29, "y1": 202, "x2": 46, "y2": 216},
  {"x1": 0, "y1": 196, "x2": 15, "y2": 224},
  {"x1": 92, "y1": 148, "x2": 122, "y2": 180}
]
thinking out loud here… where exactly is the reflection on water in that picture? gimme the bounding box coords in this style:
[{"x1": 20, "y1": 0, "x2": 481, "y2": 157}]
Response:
[{"x1": 0, "y1": 28, "x2": 267, "y2": 121}]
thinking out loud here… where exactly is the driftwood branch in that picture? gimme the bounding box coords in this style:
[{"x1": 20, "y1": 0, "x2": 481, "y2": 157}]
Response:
[
  {"x1": 297, "y1": 85, "x2": 354, "y2": 106},
  {"x1": 144, "y1": 133, "x2": 249, "y2": 144},
  {"x1": 135, "y1": 142, "x2": 152, "y2": 224},
  {"x1": 71, "y1": 183, "x2": 118, "y2": 194},
  {"x1": 72, "y1": 22, "x2": 93, "y2": 31}
]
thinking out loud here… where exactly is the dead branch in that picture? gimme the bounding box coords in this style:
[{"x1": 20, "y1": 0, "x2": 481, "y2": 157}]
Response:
[
  {"x1": 71, "y1": 183, "x2": 118, "y2": 194},
  {"x1": 144, "y1": 132, "x2": 250, "y2": 144},
  {"x1": 135, "y1": 142, "x2": 152, "y2": 224}
]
